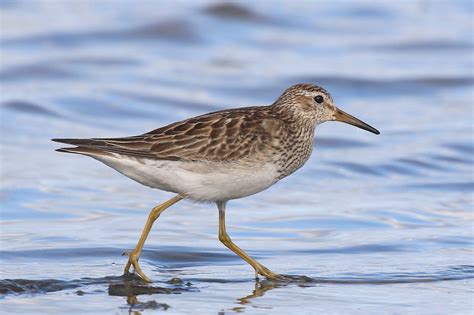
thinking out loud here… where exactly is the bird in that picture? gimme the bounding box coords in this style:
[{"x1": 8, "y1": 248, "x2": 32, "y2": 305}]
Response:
[{"x1": 52, "y1": 83, "x2": 379, "y2": 282}]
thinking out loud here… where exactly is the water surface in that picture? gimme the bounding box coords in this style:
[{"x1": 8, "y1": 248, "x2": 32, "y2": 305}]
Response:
[{"x1": 1, "y1": 1, "x2": 473, "y2": 314}]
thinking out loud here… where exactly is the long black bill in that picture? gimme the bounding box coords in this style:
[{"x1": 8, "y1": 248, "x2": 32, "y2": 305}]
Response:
[{"x1": 334, "y1": 108, "x2": 380, "y2": 135}]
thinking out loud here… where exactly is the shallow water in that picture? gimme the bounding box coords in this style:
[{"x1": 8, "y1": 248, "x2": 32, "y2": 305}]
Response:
[{"x1": 1, "y1": 1, "x2": 473, "y2": 314}]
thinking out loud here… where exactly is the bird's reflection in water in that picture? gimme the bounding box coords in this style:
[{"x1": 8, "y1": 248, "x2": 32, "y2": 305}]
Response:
[
  {"x1": 115, "y1": 274, "x2": 315, "y2": 314},
  {"x1": 125, "y1": 294, "x2": 170, "y2": 315},
  {"x1": 238, "y1": 279, "x2": 278, "y2": 304},
  {"x1": 233, "y1": 275, "x2": 315, "y2": 312},
  {"x1": 107, "y1": 274, "x2": 192, "y2": 314}
]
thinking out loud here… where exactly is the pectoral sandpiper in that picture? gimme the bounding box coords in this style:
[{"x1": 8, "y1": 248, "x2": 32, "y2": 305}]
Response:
[{"x1": 53, "y1": 83, "x2": 379, "y2": 282}]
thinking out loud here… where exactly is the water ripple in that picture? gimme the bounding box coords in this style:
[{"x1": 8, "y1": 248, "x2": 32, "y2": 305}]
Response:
[
  {"x1": 309, "y1": 265, "x2": 474, "y2": 284},
  {"x1": 2, "y1": 19, "x2": 200, "y2": 47},
  {"x1": 203, "y1": 2, "x2": 267, "y2": 22},
  {"x1": 1, "y1": 100, "x2": 61, "y2": 117}
]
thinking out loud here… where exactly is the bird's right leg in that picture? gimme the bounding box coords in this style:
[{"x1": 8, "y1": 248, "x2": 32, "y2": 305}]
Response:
[{"x1": 123, "y1": 194, "x2": 183, "y2": 282}]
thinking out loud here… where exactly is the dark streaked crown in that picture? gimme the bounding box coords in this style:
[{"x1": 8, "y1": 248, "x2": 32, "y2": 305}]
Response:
[{"x1": 272, "y1": 83, "x2": 331, "y2": 106}]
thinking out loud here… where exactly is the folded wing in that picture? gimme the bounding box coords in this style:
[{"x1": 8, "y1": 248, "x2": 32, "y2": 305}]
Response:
[{"x1": 53, "y1": 106, "x2": 283, "y2": 162}]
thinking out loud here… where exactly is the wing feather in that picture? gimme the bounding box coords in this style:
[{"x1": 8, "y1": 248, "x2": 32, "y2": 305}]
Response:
[{"x1": 53, "y1": 106, "x2": 284, "y2": 162}]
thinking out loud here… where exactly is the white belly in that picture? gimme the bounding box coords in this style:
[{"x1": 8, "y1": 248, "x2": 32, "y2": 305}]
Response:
[{"x1": 94, "y1": 154, "x2": 279, "y2": 202}]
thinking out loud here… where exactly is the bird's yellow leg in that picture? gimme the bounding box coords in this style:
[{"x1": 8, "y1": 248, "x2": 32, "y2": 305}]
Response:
[
  {"x1": 217, "y1": 201, "x2": 284, "y2": 280},
  {"x1": 123, "y1": 195, "x2": 183, "y2": 282}
]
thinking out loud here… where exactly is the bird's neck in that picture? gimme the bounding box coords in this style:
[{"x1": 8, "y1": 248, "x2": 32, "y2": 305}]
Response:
[
  {"x1": 270, "y1": 102, "x2": 317, "y2": 131},
  {"x1": 273, "y1": 117, "x2": 315, "y2": 181}
]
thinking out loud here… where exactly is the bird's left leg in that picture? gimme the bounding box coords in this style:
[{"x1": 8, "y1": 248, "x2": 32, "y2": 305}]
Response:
[
  {"x1": 123, "y1": 194, "x2": 183, "y2": 282},
  {"x1": 216, "y1": 201, "x2": 285, "y2": 280}
]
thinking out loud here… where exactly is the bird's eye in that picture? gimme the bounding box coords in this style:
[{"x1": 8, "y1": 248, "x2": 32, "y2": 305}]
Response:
[{"x1": 314, "y1": 95, "x2": 324, "y2": 104}]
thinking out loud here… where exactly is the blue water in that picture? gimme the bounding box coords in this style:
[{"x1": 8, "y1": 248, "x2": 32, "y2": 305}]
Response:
[{"x1": 1, "y1": 1, "x2": 473, "y2": 314}]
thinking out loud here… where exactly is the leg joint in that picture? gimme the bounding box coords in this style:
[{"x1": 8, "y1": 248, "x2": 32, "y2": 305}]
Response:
[{"x1": 218, "y1": 231, "x2": 231, "y2": 243}]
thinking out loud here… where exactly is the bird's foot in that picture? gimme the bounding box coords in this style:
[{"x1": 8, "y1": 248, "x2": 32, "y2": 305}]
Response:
[
  {"x1": 255, "y1": 264, "x2": 289, "y2": 282},
  {"x1": 122, "y1": 250, "x2": 151, "y2": 283}
]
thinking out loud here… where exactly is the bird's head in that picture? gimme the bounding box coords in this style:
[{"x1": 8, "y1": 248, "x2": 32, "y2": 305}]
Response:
[{"x1": 273, "y1": 83, "x2": 380, "y2": 135}]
